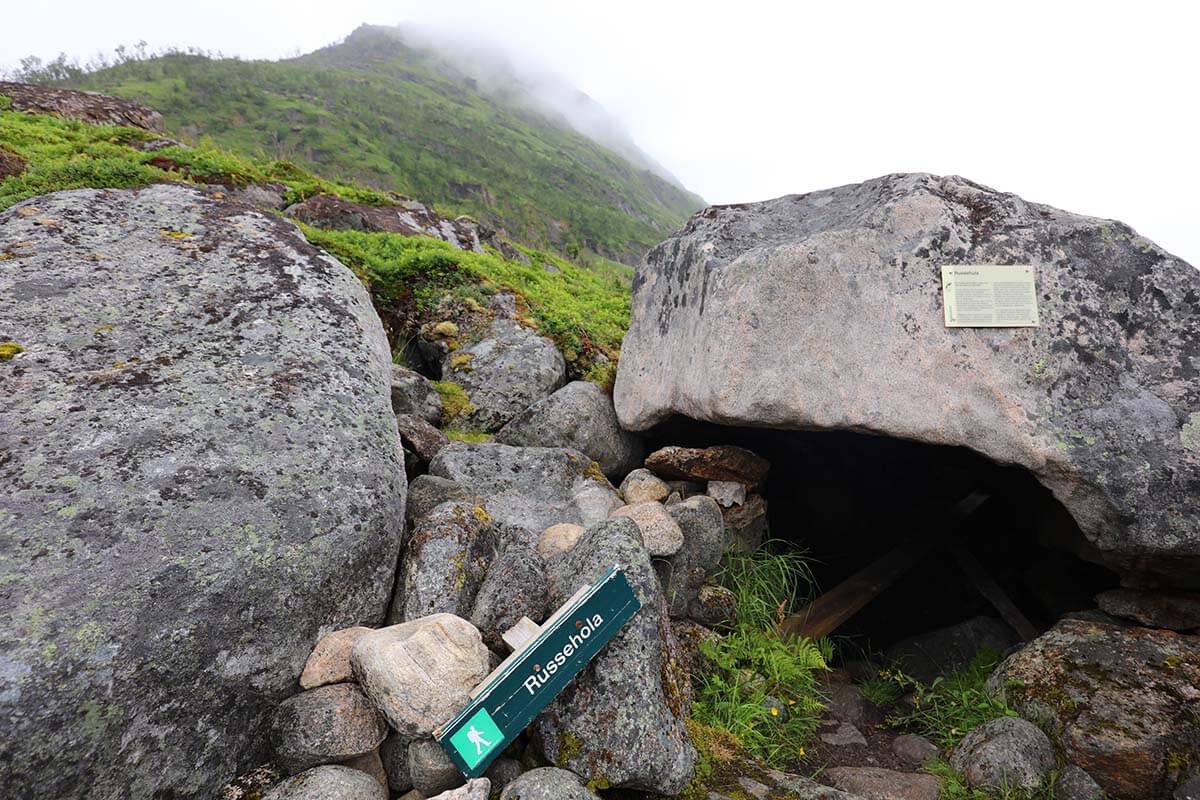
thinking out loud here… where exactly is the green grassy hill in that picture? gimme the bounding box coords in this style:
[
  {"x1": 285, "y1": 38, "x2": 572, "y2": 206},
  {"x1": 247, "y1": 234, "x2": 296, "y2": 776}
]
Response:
[{"x1": 63, "y1": 25, "x2": 704, "y2": 263}]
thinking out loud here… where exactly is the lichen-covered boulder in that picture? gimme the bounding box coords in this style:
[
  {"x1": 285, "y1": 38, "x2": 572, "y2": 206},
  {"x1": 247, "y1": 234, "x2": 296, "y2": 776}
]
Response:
[
  {"x1": 270, "y1": 685, "x2": 388, "y2": 775},
  {"x1": 496, "y1": 381, "x2": 644, "y2": 479},
  {"x1": 391, "y1": 364, "x2": 443, "y2": 425},
  {"x1": 264, "y1": 765, "x2": 387, "y2": 800},
  {"x1": 429, "y1": 443, "x2": 621, "y2": 536},
  {"x1": 615, "y1": 173, "x2": 1200, "y2": 587},
  {"x1": 469, "y1": 546, "x2": 551, "y2": 650},
  {"x1": 0, "y1": 185, "x2": 405, "y2": 798},
  {"x1": 0, "y1": 80, "x2": 165, "y2": 130},
  {"x1": 499, "y1": 767, "x2": 599, "y2": 799},
  {"x1": 441, "y1": 318, "x2": 566, "y2": 431},
  {"x1": 988, "y1": 618, "x2": 1200, "y2": 799},
  {"x1": 948, "y1": 717, "x2": 1055, "y2": 792},
  {"x1": 533, "y1": 518, "x2": 696, "y2": 793}
]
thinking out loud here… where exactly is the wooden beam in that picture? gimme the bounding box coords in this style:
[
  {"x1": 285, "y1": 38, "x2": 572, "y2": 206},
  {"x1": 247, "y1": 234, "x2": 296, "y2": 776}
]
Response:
[
  {"x1": 949, "y1": 540, "x2": 1040, "y2": 641},
  {"x1": 777, "y1": 492, "x2": 989, "y2": 641}
]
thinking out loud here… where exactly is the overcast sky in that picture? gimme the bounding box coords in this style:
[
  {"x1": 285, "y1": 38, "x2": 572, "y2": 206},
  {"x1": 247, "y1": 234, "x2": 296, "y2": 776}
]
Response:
[{"x1": 4, "y1": 1, "x2": 1197, "y2": 264}]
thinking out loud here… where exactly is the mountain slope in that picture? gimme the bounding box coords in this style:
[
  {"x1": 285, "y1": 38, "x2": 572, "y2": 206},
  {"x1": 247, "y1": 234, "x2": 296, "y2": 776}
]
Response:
[{"x1": 66, "y1": 25, "x2": 704, "y2": 263}]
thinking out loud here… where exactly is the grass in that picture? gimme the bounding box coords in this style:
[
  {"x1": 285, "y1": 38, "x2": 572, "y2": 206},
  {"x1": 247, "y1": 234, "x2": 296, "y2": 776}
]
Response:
[
  {"x1": 442, "y1": 428, "x2": 493, "y2": 444},
  {"x1": 926, "y1": 760, "x2": 1059, "y2": 800},
  {"x1": 883, "y1": 647, "x2": 1017, "y2": 750},
  {"x1": 691, "y1": 547, "x2": 831, "y2": 767},
  {"x1": 0, "y1": 106, "x2": 632, "y2": 383},
  {"x1": 52, "y1": 26, "x2": 705, "y2": 262}
]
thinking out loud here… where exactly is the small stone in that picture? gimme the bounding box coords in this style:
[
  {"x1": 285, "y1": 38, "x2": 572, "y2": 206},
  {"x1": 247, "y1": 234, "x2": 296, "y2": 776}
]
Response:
[
  {"x1": 723, "y1": 494, "x2": 768, "y2": 553},
  {"x1": 499, "y1": 767, "x2": 599, "y2": 799},
  {"x1": 661, "y1": 495, "x2": 728, "y2": 617},
  {"x1": 689, "y1": 584, "x2": 736, "y2": 626},
  {"x1": 428, "y1": 778, "x2": 491, "y2": 799},
  {"x1": 819, "y1": 721, "x2": 867, "y2": 747},
  {"x1": 264, "y1": 765, "x2": 388, "y2": 800},
  {"x1": 645, "y1": 445, "x2": 770, "y2": 488},
  {"x1": 340, "y1": 749, "x2": 387, "y2": 787},
  {"x1": 484, "y1": 757, "x2": 523, "y2": 793},
  {"x1": 392, "y1": 365, "x2": 443, "y2": 426},
  {"x1": 380, "y1": 733, "x2": 413, "y2": 793},
  {"x1": 609, "y1": 501, "x2": 684, "y2": 556},
  {"x1": 300, "y1": 627, "x2": 373, "y2": 690},
  {"x1": 620, "y1": 468, "x2": 669, "y2": 504},
  {"x1": 396, "y1": 413, "x2": 449, "y2": 462},
  {"x1": 350, "y1": 614, "x2": 492, "y2": 737},
  {"x1": 949, "y1": 717, "x2": 1055, "y2": 791},
  {"x1": 892, "y1": 734, "x2": 939, "y2": 768},
  {"x1": 409, "y1": 739, "x2": 463, "y2": 796},
  {"x1": 536, "y1": 523, "x2": 585, "y2": 558},
  {"x1": 1055, "y1": 765, "x2": 1105, "y2": 800},
  {"x1": 706, "y1": 481, "x2": 746, "y2": 507},
  {"x1": 823, "y1": 683, "x2": 869, "y2": 728},
  {"x1": 270, "y1": 684, "x2": 388, "y2": 775},
  {"x1": 824, "y1": 767, "x2": 940, "y2": 800}
]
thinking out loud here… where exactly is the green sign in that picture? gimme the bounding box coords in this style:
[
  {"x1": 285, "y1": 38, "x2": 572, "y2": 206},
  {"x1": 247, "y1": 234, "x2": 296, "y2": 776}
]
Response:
[{"x1": 436, "y1": 566, "x2": 640, "y2": 778}]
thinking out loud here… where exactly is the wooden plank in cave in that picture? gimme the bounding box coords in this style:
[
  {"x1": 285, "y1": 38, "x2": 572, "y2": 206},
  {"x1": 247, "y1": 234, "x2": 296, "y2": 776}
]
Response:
[
  {"x1": 949, "y1": 539, "x2": 1040, "y2": 641},
  {"x1": 777, "y1": 492, "x2": 989, "y2": 641}
]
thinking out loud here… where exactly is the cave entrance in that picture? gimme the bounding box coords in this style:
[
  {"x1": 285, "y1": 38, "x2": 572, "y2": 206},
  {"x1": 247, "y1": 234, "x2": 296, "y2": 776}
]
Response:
[{"x1": 647, "y1": 419, "x2": 1119, "y2": 653}]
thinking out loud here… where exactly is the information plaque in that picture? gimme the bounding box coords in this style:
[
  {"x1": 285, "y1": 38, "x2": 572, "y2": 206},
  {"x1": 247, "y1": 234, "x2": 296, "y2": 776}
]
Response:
[{"x1": 941, "y1": 264, "x2": 1040, "y2": 328}]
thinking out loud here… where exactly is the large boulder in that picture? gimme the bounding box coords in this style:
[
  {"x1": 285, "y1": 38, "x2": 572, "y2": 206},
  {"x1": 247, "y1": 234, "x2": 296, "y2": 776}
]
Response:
[
  {"x1": 394, "y1": 500, "x2": 497, "y2": 622},
  {"x1": 429, "y1": 443, "x2": 621, "y2": 536},
  {"x1": 948, "y1": 717, "x2": 1056, "y2": 792},
  {"x1": 263, "y1": 765, "x2": 387, "y2": 800},
  {"x1": 499, "y1": 767, "x2": 599, "y2": 799},
  {"x1": 0, "y1": 80, "x2": 165, "y2": 130},
  {"x1": 532, "y1": 518, "x2": 696, "y2": 793},
  {"x1": 441, "y1": 318, "x2": 566, "y2": 431},
  {"x1": 285, "y1": 194, "x2": 498, "y2": 254},
  {"x1": 988, "y1": 618, "x2": 1200, "y2": 800},
  {"x1": 496, "y1": 381, "x2": 644, "y2": 479},
  {"x1": 614, "y1": 173, "x2": 1200, "y2": 587},
  {"x1": 0, "y1": 185, "x2": 405, "y2": 798}
]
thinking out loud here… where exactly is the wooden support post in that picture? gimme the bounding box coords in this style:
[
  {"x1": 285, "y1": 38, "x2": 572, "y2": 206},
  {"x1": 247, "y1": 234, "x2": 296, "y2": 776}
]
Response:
[
  {"x1": 777, "y1": 492, "x2": 989, "y2": 641},
  {"x1": 948, "y1": 540, "x2": 1040, "y2": 641}
]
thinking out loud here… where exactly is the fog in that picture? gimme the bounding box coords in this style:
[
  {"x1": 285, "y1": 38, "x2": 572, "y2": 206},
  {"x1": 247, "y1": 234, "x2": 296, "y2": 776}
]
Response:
[{"x1": 3, "y1": 0, "x2": 1198, "y2": 263}]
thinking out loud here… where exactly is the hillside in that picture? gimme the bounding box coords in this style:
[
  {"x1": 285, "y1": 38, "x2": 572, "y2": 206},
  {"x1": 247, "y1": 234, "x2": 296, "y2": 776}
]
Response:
[{"x1": 63, "y1": 24, "x2": 704, "y2": 263}]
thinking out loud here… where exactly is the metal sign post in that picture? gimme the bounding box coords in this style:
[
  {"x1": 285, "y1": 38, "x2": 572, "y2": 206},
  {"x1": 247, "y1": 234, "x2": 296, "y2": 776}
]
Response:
[{"x1": 435, "y1": 566, "x2": 640, "y2": 777}]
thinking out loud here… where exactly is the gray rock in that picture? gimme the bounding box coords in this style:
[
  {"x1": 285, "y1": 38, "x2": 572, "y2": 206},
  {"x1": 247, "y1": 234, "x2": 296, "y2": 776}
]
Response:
[
  {"x1": 270, "y1": 684, "x2": 388, "y2": 775},
  {"x1": 621, "y1": 468, "x2": 671, "y2": 503},
  {"x1": 441, "y1": 318, "x2": 566, "y2": 431},
  {"x1": 0, "y1": 80, "x2": 166, "y2": 130},
  {"x1": 300, "y1": 627, "x2": 375, "y2": 690},
  {"x1": 823, "y1": 683, "x2": 869, "y2": 728},
  {"x1": 610, "y1": 500, "x2": 685, "y2": 556},
  {"x1": 533, "y1": 518, "x2": 696, "y2": 793},
  {"x1": 350, "y1": 614, "x2": 491, "y2": 738},
  {"x1": 892, "y1": 734, "x2": 939, "y2": 768},
  {"x1": 264, "y1": 765, "x2": 387, "y2": 800},
  {"x1": 395, "y1": 501, "x2": 497, "y2": 622},
  {"x1": 406, "y1": 475, "x2": 477, "y2": 529},
  {"x1": 499, "y1": 767, "x2": 599, "y2": 800},
  {"x1": 723, "y1": 494, "x2": 768, "y2": 553},
  {"x1": 470, "y1": 546, "x2": 551, "y2": 650},
  {"x1": 949, "y1": 717, "x2": 1055, "y2": 791},
  {"x1": 614, "y1": 173, "x2": 1200, "y2": 588},
  {"x1": 1096, "y1": 588, "x2": 1200, "y2": 631},
  {"x1": 689, "y1": 584, "x2": 737, "y2": 626},
  {"x1": 285, "y1": 194, "x2": 489, "y2": 255},
  {"x1": 379, "y1": 733, "x2": 414, "y2": 793},
  {"x1": 408, "y1": 738, "x2": 463, "y2": 796},
  {"x1": 496, "y1": 381, "x2": 644, "y2": 479},
  {"x1": 823, "y1": 767, "x2": 940, "y2": 800},
  {"x1": 232, "y1": 183, "x2": 289, "y2": 210},
  {"x1": 988, "y1": 618, "x2": 1200, "y2": 800},
  {"x1": 707, "y1": 481, "x2": 746, "y2": 507},
  {"x1": 429, "y1": 443, "x2": 621, "y2": 537},
  {"x1": 572, "y1": 482, "x2": 625, "y2": 527},
  {"x1": 660, "y1": 496, "x2": 728, "y2": 617},
  {"x1": 1055, "y1": 765, "x2": 1105, "y2": 800},
  {"x1": 1176, "y1": 775, "x2": 1200, "y2": 800},
  {"x1": 484, "y1": 757, "x2": 524, "y2": 793},
  {"x1": 819, "y1": 722, "x2": 868, "y2": 747},
  {"x1": 392, "y1": 365, "x2": 444, "y2": 426},
  {"x1": 339, "y1": 749, "x2": 387, "y2": 788},
  {"x1": 396, "y1": 413, "x2": 449, "y2": 463},
  {"x1": 0, "y1": 185, "x2": 405, "y2": 799},
  {"x1": 428, "y1": 778, "x2": 491, "y2": 800},
  {"x1": 885, "y1": 616, "x2": 1017, "y2": 684}
]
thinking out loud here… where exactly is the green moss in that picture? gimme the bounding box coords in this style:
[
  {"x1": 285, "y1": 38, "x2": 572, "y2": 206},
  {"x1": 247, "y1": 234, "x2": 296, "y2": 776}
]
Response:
[
  {"x1": 472, "y1": 505, "x2": 492, "y2": 526},
  {"x1": 0, "y1": 342, "x2": 25, "y2": 360},
  {"x1": 448, "y1": 352, "x2": 474, "y2": 373},
  {"x1": 584, "y1": 460, "x2": 608, "y2": 483},
  {"x1": 556, "y1": 731, "x2": 583, "y2": 766},
  {"x1": 433, "y1": 380, "x2": 474, "y2": 426},
  {"x1": 443, "y1": 428, "x2": 492, "y2": 444},
  {"x1": 433, "y1": 320, "x2": 460, "y2": 338}
]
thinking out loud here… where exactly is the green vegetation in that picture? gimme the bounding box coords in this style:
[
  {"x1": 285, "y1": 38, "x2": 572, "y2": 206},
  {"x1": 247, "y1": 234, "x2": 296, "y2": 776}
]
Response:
[
  {"x1": 442, "y1": 428, "x2": 492, "y2": 444},
  {"x1": 56, "y1": 26, "x2": 703, "y2": 262},
  {"x1": 432, "y1": 381, "x2": 475, "y2": 426},
  {"x1": 883, "y1": 647, "x2": 1017, "y2": 750},
  {"x1": 926, "y1": 760, "x2": 1059, "y2": 800},
  {"x1": 0, "y1": 107, "x2": 632, "y2": 381},
  {"x1": 692, "y1": 547, "x2": 831, "y2": 767},
  {"x1": 0, "y1": 342, "x2": 25, "y2": 360}
]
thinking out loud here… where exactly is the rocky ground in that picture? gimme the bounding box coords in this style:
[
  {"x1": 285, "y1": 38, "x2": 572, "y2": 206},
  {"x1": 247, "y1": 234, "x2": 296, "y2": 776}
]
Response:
[{"x1": 2, "y1": 85, "x2": 1198, "y2": 800}]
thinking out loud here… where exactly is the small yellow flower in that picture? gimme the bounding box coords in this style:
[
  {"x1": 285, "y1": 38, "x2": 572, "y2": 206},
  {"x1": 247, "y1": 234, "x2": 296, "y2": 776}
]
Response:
[
  {"x1": 798, "y1": 747, "x2": 806, "y2": 757},
  {"x1": 770, "y1": 706, "x2": 778, "y2": 717}
]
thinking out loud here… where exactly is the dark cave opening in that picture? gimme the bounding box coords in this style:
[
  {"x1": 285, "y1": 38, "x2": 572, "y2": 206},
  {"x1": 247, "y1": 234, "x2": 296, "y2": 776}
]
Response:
[{"x1": 647, "y1": 418, "x2": 1121, "y2": 652}]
